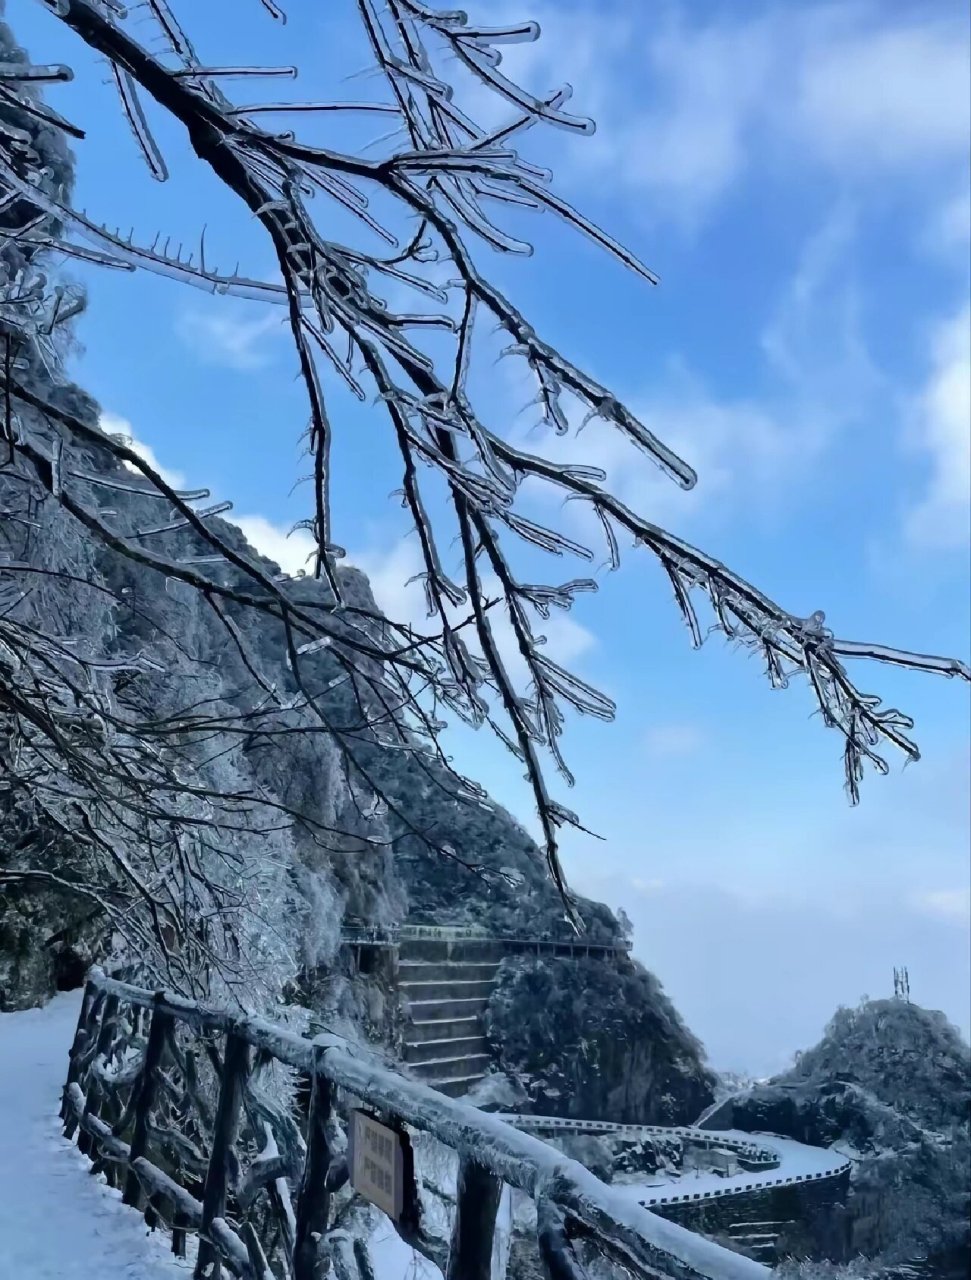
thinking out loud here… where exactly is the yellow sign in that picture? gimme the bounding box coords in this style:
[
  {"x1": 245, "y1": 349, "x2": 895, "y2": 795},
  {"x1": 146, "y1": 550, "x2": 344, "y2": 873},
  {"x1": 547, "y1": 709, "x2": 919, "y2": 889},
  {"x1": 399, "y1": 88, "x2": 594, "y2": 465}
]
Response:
[{"x1": 349, "y1": 1110, "x2": 404, "y2": 1221}]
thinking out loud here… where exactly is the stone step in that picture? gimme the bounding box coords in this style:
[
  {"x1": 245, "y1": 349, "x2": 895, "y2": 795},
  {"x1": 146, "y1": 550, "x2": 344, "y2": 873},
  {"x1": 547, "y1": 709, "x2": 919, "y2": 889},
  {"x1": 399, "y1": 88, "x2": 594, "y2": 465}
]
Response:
[
  {"x1": 399, "y1": 939, "x2": 504, "y2": 964},
  {"x1": 406, "y1": 1016, "x2": 482, "y2": 1044},
  {"x1": 729, "y1": 1231, "x2": 780, "y2": 1259},
  {"x1": 736, "y1": 1243, "x2": 778, "y2": 1261},
  {"x1": 409, "y1": 1053, "x2": 492, "y2": 1082},
  {"x1": 403, "y1": 1035, "x2": 488, "y2": 1063},
  {"x1": 403, "y1": 995, "x2": 490, "y2": 1020},
  {"x1": 399, "y1": 979, "x2": 496, "y2": 1002},
  {"x1": 432, "y1": 1073, "x2": 487, "y2": 1098},
  {"x1": 398, "y1": 960, "x2": 501, "y2": 984}
]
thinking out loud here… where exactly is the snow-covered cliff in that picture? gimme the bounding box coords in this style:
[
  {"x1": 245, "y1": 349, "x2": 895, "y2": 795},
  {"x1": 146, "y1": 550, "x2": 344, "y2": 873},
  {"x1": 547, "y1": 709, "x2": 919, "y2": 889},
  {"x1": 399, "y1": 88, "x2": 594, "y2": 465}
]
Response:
[{"x1": 702, "y1": 998, "x2": 971, "y2": 1275}]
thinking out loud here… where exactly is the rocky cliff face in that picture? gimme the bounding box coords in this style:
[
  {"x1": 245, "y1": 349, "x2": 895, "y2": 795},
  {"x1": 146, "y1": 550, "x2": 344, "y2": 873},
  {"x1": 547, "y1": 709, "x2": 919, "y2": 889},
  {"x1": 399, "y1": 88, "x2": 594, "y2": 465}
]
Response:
[
  {"x1": 0, "y1": 843, "x2": 103, "y2": 1011},
  {"x1": 702, "y1": 999, "x2": 971, "y2": 1276},
  {"x1": 485, "y1": 954, "x2": 716, "y2": 1125}
]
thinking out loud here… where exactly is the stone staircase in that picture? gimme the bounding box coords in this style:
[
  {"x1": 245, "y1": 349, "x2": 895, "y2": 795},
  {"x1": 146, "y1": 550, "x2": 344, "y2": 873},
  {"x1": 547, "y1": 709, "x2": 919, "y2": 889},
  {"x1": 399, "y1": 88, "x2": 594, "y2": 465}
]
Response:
[
  {"x1": 723, "y1": 1221, "x2": 786, "y2": 1264},
  {"x1": 398, "y1": 937, "x2": 502, "y2": 1098}
]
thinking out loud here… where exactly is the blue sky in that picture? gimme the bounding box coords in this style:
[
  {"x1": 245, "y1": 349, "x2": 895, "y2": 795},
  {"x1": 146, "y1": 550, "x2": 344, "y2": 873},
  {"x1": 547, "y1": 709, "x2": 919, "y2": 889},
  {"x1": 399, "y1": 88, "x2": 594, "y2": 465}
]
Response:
[{"x1": 13, "y1": 0, "x2": 970, "y2": 1073}]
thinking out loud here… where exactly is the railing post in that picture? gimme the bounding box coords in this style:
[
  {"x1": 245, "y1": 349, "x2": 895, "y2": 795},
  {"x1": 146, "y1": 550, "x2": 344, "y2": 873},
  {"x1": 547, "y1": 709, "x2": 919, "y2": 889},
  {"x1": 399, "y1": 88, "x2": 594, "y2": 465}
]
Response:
[
  {"x1": 446, "y1": 1156, "x2": 502, "y2": 1280},
  {"x1": 172, "y1": 1210, "x2": 188, "y2": 1259},
  {"x1": 194, "y1": 1028, "x2": 251, "y2": 1280},
  {"x1": 291, "y1": 1045, "x2": 334, "y2": 1280},
  {"x1": 536, "y1": 1200, "x2": 585, "y2": 1280},
  {"x1": 123, "y1": 993, "x2": 172, "y2": 1213},
  {"x1": 62, "y1": 979, "x2": 100, "y2": 1135},
  {"x1": 77, "y1": 992, "x2": 119, "y2": 1159}
]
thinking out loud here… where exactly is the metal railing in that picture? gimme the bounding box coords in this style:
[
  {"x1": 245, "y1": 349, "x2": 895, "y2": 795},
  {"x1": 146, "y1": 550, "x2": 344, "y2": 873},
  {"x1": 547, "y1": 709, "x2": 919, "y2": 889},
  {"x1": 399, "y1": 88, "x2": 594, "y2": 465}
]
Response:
[
  {"x1": 339, "y1": 922, "x2": 632, "y2": 955},
  {"x1": 502, "y1": 1115, "x2": 780, "y2": 1168},
  {"x1": 500, "y1": 1115, "x2": 851, "y2": 1206},
  {"x1": 642, "y1": 1159, "x2": 852, "y2": 1209},
  {"x1": 61, "y1": 966, "x2": 767, "y2": 1280}
]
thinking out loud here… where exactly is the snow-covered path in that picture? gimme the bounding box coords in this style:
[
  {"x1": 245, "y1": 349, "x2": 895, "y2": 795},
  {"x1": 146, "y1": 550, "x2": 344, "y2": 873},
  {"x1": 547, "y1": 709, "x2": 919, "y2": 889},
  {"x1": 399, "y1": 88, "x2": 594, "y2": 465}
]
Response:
[
  {"x1": 0, "y1": 992, "x2": 438, "y2": 1280},
  {"x1": 0, "y1": 991, "x2": 193, "y2": 1280},
  {"x1": 613, "y1": 1129, "x2": 851, "y2": 1207}
]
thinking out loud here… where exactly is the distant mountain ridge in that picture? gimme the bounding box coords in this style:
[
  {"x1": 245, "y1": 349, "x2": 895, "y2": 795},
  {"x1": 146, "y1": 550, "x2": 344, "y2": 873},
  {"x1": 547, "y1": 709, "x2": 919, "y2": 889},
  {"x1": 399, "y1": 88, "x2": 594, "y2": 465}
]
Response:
[{"x1": 703, "y1": 997, "x2": 971, "y2": 1275}]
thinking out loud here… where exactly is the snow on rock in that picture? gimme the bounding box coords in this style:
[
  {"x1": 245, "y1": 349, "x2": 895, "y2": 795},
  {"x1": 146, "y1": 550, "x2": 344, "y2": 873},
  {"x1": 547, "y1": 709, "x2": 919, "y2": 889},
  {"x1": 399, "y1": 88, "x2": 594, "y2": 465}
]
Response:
[{"x1": 0, "y1": 991, "x2": 193, "y2": 1279}]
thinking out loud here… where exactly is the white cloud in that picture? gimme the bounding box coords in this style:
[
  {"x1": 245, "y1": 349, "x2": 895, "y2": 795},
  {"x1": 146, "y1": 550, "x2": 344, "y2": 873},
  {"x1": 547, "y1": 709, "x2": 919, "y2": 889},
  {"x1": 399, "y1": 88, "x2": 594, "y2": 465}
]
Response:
[
  {"x1": 350, "y1": 537, "x2": 427, "y2": 636},
  {"x1": 795, "y1": 18, "x2": 971, "y2": 172},
  {"x1": 453, "y1": 2, "x2": 630, "y2": 136},
  {"x1": 175, "y1": 308, "x2": 283, "y2": 371},
  {"x1": 506, "y1": 206, "x2": 872, "y2": 538},
  {"x1": 903, "y1": 304, "x2": 971, "y2": 550},
  {"x1": 913, "y1": 887, "x2": 971, "y2": 925},
  {"x1": 233, "y1": 515, "x2": 317, "y2": 576},
  {"x1": 516, "y1": 382, "x2": 791, "y2": 533},
  {"x1": 493, "y1": 5, "x2": 969, "y2": 226},
  {"x1": 922, "y1": 188, "x2": 971, "y2": 261},
  {"x1": 470, "y1": 11, "x2": 965, "y2": 556},
  {"x1": 642, "y1": 723, "x2": 707, "y2": 759},
  {"x1": 101, "y1": 412, "x2": 188, "y2": 489},
  {"x1": 758, "y1": 204, "x2": 885, "y2": 444},
  {"x1": 761, "y1": 207, "x2": 862, "y2": 384},
  {"x1": 629, "y1": 877, "x2": 665, "y2": 895},
  {"x1": 594, "y1": 15, "x2": 776, "y2": 222},
  {"x1": 486, "y1": 3, "x2": 775, "y2": 224}
]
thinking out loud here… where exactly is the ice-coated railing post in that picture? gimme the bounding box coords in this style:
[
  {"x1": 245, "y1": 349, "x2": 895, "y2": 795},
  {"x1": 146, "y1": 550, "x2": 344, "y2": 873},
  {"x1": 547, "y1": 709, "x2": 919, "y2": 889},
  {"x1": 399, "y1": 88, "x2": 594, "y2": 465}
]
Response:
[
  {"x1": 171, "y1": 1208, "x2": 189, "y2": 1259},
  {"x1": 61, "y1": 979, "x2": 100, "y2": 1134},
  {"x1": 292, "y1": 1046, "x2": 335, "y2": 1280},
  {"x1": 78, "y1": 991, "x2": 119, "y2": 1160},
  {"x1": 63, "y1": 969, "x2": 779, "y2": 1279},
  {"x1": 123, "y1": 992, "x2": 172, "y2": 1216},
  {"x1": 194, "y1": 1029, "x2": 251, "y2": 1280},
  {"x1": 446, "y1": 1155, "x2": 502, "y2": 1280},
  {"x1": 537, "y1": 1199, "x2": 585, "y2": 1279}
]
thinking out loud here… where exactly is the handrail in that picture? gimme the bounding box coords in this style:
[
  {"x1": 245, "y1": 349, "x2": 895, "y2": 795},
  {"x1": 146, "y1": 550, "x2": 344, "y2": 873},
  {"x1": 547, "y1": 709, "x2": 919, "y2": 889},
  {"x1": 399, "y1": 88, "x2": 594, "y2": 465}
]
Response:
[
  {"x1": 502, "y1": 1114, "x2": 780, "y2": 1166},
  {"x1": 642, "y1": 1156, "x2": 853, "y2": 1209},
  {"x1": 62, "y1": 966, "x2": 768, "y2": 1280},
  {"x1": 339, "y1": 924, "x2": 633, "y2": 953},
  {"x1": 498, "y1": 936, "x2": 633, "y2": 954},
  {"x1": 500, "y1": 1115, "x2": 853, "y2": 1205}
]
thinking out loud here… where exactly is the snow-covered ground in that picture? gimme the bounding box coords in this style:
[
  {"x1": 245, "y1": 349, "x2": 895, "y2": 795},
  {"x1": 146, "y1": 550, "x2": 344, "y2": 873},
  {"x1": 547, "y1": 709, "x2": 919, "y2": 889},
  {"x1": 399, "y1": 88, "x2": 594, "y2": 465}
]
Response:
[
  {"x1": 0, "y1": 991, "x2": 194, "y2": 1280},
  {"x1": 368, "y1": 1219, "x2": 442, "y2": 1280},
  {"x1": 0, "y1": 992, "x2": 438, "y2": 1280}
]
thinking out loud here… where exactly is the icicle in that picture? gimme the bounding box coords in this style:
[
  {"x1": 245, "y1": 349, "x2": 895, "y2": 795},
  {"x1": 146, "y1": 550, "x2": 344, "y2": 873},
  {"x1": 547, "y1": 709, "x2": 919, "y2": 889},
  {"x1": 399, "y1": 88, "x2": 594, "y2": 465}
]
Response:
[
  {"x1": 111, "y1": 66, "x2": 169, "y2": 182},
  {"x1": 172, "y1": 64, "x2": 297, "y2": 81},
  {"x1": 0, "y1": 61, "x2": 72, "y2": 84}
]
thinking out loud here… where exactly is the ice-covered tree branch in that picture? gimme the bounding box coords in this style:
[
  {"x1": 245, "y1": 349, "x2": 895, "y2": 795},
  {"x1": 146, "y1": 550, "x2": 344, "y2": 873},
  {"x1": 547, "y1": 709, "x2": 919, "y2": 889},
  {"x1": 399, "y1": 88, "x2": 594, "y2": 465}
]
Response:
[{"x1": 5, "y1": 0, "x2": 968, "y2": 936}]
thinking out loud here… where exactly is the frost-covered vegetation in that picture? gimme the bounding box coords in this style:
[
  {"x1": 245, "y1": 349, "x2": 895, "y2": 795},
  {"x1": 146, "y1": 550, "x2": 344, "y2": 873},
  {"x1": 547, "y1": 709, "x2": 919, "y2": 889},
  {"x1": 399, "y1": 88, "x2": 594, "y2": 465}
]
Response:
[
  {"x1": 707, "y1": 998, "x2": 971, "y2": 1277},
  {"x1": 790, "y1": 1000, "x2": 970, "y2": 1136},
  {"x1": 485, "y1": 955, "x2": 716, "y2": 1124}
]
